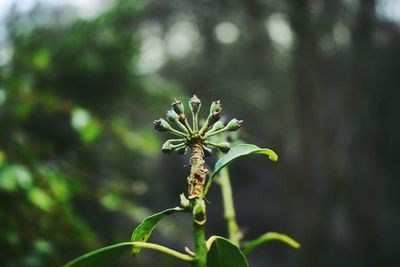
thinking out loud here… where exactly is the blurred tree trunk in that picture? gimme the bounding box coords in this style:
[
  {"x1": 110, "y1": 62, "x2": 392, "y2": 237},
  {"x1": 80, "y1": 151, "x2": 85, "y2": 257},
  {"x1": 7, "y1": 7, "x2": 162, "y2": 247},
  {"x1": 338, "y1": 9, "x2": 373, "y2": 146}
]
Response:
[
  {"x1": 347, "y1": 0, "x2": 387, "y2": 266},
  {"x1": 289, "y1": 0, "x2": 327, "y2": 265},
  {"x1": 290, "y1": 0, "x2": 318, "y2": 262}
]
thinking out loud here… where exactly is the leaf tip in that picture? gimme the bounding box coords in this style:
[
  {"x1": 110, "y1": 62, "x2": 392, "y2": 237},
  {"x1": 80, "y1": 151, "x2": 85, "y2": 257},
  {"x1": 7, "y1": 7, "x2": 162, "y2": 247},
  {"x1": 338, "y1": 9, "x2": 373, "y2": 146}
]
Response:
[
  {"x1": 290, "y1": 240, "x2": 301, "y2": 249},
  {"x1": 260, "y1": 148, "x2": 278, "y2": 161},
  {"x1": 270, "y1": 232, "x2": 300, "y2": 249},
  {"x1": 269, "y1": 152, "x2": 278, "y2": 161}
]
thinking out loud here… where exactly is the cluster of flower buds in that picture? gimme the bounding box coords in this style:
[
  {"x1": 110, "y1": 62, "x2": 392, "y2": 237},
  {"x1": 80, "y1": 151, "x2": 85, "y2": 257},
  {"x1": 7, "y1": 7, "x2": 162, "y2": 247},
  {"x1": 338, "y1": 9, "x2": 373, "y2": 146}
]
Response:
[{"x1": 153, "y1": 95, "x2": 243, "y2": 156}]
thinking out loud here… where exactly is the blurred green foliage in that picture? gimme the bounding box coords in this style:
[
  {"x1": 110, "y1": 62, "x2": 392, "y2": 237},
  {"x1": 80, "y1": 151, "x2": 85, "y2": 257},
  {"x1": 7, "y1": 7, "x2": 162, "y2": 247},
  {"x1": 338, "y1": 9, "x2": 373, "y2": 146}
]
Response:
[
  {"x1": 0, "y1": 1, "x2": 185, "y2": 266},
  {"x1": 1, "y1": 0, "x2": 400, "y2": 266}
]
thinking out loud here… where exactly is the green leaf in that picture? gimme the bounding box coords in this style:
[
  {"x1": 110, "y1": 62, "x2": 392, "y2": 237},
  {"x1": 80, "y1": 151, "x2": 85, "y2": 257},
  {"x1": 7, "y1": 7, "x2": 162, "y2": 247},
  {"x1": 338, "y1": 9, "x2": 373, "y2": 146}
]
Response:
[
  {"x1": 205, "y1": 144, "x2": 278, "y2": 194},
  {"x1": 130, "y1": 207, "x2": 184, "y2": 255},
  {"x1": 207, "y1": 236, "x2": 249, "y2": 267},
  {"x1": 242, "y1": 232, "x2": 300, "y2": 255},
  {"x1": 63, "y1": 242, "x2": 133, "y2": 267},
  {"x1": 64, "y1": 241, "x2": 194, "y2": 266}
]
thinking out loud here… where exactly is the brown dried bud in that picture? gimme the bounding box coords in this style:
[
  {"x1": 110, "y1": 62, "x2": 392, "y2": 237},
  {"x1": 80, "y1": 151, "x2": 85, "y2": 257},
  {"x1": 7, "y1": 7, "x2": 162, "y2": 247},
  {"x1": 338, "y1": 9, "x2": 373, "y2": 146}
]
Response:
[
  {"x1": 153, "y1": 118, "x2": 172, "y2": 132},
  {"x1": 207, "y1": 111, "x2": 221, "y2": 126},
  {"x1": 172, "y1": 99, "x2": 185, "y2": 115},
  {"x1": 189, "y1": 95, "x2": 201, "y2": 114}
]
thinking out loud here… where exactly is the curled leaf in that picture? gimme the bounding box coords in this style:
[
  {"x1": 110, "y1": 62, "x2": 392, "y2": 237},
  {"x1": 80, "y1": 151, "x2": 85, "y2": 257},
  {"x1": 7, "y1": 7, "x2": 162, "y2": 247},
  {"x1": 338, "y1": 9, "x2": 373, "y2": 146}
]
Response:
[
  {"x1": 242, "y1": 232, "x2": 300, "y2": 255},
  {"x1": 130, "y1": 207, "x2": 184, "y2": 255}
]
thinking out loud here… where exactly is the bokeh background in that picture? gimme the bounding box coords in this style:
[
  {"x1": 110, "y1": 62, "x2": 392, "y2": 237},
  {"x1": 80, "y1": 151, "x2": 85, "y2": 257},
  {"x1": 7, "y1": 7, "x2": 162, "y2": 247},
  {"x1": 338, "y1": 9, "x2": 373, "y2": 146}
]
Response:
[{"x1": 1, "y1": 0, "x2": 399, "y2": 266}]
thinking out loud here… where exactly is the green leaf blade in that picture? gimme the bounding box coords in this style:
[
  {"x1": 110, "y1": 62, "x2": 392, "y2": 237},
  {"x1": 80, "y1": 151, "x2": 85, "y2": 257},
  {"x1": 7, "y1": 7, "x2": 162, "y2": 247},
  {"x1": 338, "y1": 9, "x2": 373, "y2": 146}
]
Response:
[
  {"x1": 205, "y1": 144, "x2": 278, "y2": 194},
  {"x1": 130, "y1": 207, "x2": 183, "y2": 255},
  {"x1": 63, "y1": 242, "x2": 133, "y2": 267},
  {"x1": 242, "y1": 232, "x2": 300, "y2": 255},
  {"x1": 207, "y1": 236, "x2": 248, "y2": 267},
  {"x1": 64, "y1": 241, "x2": 194, "y2": 266}
]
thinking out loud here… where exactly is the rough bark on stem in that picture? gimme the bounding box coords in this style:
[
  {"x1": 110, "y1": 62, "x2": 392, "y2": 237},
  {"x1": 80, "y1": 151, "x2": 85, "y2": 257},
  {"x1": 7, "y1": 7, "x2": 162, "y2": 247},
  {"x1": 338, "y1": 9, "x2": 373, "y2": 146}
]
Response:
[
  {"x1": 188, "y1": 141, "x2": 208, "y2": 267},
  {"x1": 188, "y1": 142, "x2": 208, "y2": 199}
]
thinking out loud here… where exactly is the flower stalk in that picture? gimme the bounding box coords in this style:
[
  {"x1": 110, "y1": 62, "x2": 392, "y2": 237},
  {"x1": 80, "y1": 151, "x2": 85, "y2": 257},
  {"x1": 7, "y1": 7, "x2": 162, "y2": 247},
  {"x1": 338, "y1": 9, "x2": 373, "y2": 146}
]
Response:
[{"x1": 153, "y1": 95, "x2": 243, "y2": 267}]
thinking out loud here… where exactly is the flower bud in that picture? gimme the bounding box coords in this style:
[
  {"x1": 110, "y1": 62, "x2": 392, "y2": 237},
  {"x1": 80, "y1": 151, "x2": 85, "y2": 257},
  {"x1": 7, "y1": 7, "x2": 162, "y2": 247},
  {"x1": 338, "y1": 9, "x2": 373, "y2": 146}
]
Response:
[
  {"x1": 207, "y1": 111, "x2": 221, "y2": 126},
  {"x1": 172, "y1": 99, "x2": 185, "y2": 115},
  {"x1": 225, "y1": 118, "x2": 243, "y2": 131},
  {"x1": 161, "y1": 140, "x2": 174, "y2": 154},
  {"x1": 208, "y1": 121, "x2": 224, "y2": 133},
  {"x1": 166, "y1": 109, "x2": 179, "y2": 123},
  {"x1": 180, "y1": 193, "x2": 190, "y2": 208},
  {"x1": 203, "y1": 145, "x2": 212, "y2": 157},
  {"x1": 153, "y1": 118, "x2": 172, "y2": 132},
  {"x1": 189, "y1": 95, "x2": 201, "y2": 114},
  {"x1": 215, "y1": 141, "x2": 231, "y2": 153},
  {"x1": 210, "y1": 100, "x2": 222, "y2": 113}
]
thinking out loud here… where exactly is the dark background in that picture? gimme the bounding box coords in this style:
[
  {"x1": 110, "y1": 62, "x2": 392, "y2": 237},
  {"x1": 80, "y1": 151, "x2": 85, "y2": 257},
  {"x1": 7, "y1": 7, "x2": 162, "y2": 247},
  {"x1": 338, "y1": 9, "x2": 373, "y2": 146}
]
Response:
[{"x1": 1, "y1": 0, "x2": 399, "y2": 266}]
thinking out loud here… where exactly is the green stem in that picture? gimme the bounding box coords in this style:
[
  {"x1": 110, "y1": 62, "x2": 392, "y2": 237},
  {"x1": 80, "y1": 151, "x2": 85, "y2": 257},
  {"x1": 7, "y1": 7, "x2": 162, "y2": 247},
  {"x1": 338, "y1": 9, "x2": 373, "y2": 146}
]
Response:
[
  {"x1": 199, "y1": 115, "x2": 211, "y2": 135},
  {"x1": 169, "y1": 138, "x2": 186, "y2": 143},
  {"x1": 204, "y1": 141, "x2": 224, "y2": 148},
  {"x1": 217, "y1": 161, "x2": 241, "y2": 247},
  {"x1": 183, "y1": 119, "x2": 194, "y2": 135},
  {"x1": 193, "y1": 218, "x2": 207, "y2": 267},
  {"x1": 204, "y1": 127, "x2": 226, "y2": 138},
  {"x1": 132, "y1": 242, "x2": 194, "y2": 262},
  {"x1": 169, "y1": 128, "x2": 188, "y2": 138},
  {"x1": 176, "y1": 121, "x2": 190, "y2": 134},
  {"x1": 192, "y1": 112, "x2": 199, "y2": 132},
  {"x1": 171, "y1": 143, "x2": 187, "y2": 150}
]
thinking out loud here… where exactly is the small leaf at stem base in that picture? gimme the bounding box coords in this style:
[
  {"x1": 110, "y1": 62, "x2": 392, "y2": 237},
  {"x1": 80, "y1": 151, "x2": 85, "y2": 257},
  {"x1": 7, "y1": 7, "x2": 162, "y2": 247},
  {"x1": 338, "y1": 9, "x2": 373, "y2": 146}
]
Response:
[{"x1": 207, "y1": 236, "x2": 249, "y2": 267}]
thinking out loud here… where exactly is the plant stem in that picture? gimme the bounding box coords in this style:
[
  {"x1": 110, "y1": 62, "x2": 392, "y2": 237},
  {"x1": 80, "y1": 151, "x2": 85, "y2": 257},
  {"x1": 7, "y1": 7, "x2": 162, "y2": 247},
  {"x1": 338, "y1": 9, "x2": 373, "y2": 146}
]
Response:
[
  {"x1": 192, "y1": 200, "x2": 207, "y2": 267},
  {"x1": 188, "y1": 142, "x2": 208, "y2": 267},
  {"x1": 193, "y1": 112, "x2": 199, "y2": 132},
  {"x1": 217, "y1": 162, "x2": 241, "y2": 247},
  {"x1": 176, "y1": 121, "x2": 190, "y2": 134},
  {"x1": 168, "y1": 138, "x2": 186, "y2": 143},
  {"x1": 169, "y1": 128, "x2": 188, "y2": 138},
  {"x1": 182, "y1": 118, "x2": 194, "y2": 135},
  {"x1": 204, "y1": 127, "x2": 226, "y2": 138},
  {"x1": 131, "y1": 242, "x2": 194, "y2": 262},
  {"x1": 187, "y1": 143, "x2": 207, "y2": 199},
  {"x1": 199, "y1": 115, "x2": 211, "y2": 135}
]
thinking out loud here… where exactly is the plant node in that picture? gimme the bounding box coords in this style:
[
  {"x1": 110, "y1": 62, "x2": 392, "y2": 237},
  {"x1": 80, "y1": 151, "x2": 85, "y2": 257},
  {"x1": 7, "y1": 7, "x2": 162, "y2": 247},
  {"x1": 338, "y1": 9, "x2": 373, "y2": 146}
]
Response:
[{"x1": 153, "y1": 95, "x2": 243, "y2": 199}]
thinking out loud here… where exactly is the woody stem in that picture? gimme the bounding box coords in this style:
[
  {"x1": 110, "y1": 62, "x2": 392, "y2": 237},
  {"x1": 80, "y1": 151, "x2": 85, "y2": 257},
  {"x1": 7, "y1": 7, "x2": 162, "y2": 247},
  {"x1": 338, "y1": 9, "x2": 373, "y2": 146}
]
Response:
[{"x1": 188, "y1": 141, "x2": 208, "y2": 267}]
